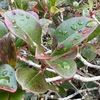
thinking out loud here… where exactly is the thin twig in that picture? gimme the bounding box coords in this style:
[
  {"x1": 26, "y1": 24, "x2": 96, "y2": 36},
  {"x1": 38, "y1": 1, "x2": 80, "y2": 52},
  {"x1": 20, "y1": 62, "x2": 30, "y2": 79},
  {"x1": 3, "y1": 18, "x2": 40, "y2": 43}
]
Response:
[
  {"x1": 18, "y1": 56, "x2": 100, "y2": 82},
  {"x1": 58, "y1": 87, "x2": 98, "y2": 100},
  {"x1": 76, "y1": 53, "x2": 100, "y2": 69},
  {"x1": 74, "y1": 74, "x2": 100, "y2": 82},
  {"x1": 92, "y1": 14, "x2": 100, "y2": 24}
]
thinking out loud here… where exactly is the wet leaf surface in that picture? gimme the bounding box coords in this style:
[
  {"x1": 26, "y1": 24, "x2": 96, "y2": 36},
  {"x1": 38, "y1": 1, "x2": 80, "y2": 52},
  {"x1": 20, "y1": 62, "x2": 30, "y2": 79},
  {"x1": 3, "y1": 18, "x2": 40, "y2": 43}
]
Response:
[{"x1": 0, "y1": 64, "x2": 17, "y2": 92}]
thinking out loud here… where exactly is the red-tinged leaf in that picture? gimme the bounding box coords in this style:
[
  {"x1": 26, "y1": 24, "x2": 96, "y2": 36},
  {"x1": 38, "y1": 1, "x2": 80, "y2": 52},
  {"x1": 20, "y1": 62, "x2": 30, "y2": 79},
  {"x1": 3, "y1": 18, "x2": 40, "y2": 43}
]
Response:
[
  {"x1": 52, "y1": 17, "x2": 98, "y2": 56},
  {"x1": 15, "y1": 67, "x2": 48, "y2": 93},
  {"x1": 0, "y1": 33, "x2": 16, "y2": 67},
  {"x1": 35, "y1": 46, "x2": 51, "y2": 60},
  {"x1": 0, "y1": 64, "x2": 17, "y2": 92},
  {"x1": 52, "y1": 46, "x2": 78, "y2": 60},
  {"x1": 45, "y1": 59, "x2": 77, "y2": 79},
  {"x1": 4, "y1": 10, "x2": 42, "y2": 50}
]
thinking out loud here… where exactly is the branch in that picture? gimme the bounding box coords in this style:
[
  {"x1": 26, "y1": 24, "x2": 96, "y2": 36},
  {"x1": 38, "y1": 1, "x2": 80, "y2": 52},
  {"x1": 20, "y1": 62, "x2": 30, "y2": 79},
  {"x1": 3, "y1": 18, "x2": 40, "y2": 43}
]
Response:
[
  {"x1": 76, "y1": 53, "x2": 100, "y2": 69},
  {"x1": 58, "y1": 87, "x2": 98, "y2": 100},
  {"x1": 18, "y1": 56, "x2": 100, "y2": 82},
  {"x1": 73, "y1": 74, "x2": 100, "y2": 82}
]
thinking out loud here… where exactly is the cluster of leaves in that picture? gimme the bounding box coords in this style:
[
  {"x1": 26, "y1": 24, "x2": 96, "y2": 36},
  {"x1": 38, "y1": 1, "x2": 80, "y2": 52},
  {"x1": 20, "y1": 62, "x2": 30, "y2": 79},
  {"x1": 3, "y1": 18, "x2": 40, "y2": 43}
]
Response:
[{"x1": 0, "y1": 0, "x2": 100, "y2": 99}]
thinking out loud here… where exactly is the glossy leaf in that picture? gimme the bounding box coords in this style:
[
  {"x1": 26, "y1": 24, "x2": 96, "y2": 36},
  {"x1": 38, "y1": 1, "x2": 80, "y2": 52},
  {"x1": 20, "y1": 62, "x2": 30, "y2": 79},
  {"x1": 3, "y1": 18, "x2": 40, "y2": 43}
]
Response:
[
  {"x1": 0, "y1": 33, "x2": 16, "y2": 67},
  {"x1": 45, "y1": 59, "x2": 77, "y2": 78},
  {"x1": 4, "y1": 10, "x2": 42, "y2": 48},
  {"x1": 52, "y1": 17, "x2": 98, "y2": 56},
  {"x1": 0, "y1": 64, "x2": 17, "y2": 92},
  {"x1": 16, "y1": 67, "x2": 48, "y2": 93},
  {"x1": 0, "y1": 21, "x2": 8, "y2": 38},
  {"x1": 0, "y1": 88, "x2": 25, "y2": 100}
]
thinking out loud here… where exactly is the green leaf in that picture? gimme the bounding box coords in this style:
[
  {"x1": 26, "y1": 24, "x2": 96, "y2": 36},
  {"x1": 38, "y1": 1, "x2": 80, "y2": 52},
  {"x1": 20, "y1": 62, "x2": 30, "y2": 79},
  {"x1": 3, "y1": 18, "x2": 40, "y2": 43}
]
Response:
[
  {"x1": 45, "y1": 59, "x2": 77, "y2": 78},
  {"x1": 0, "y1": 33, "x2": 16, "y2": 67},
  {"x1": 88, "y1": 0, "x2": 93, "y2": 9},
  {"x1": 52, "y1": 17, "x2": 98, "y2": 56},
  {"x1": 81, "y1": 45, "x2": 96, "y2": 61},
  {"x1": 0, "y1": 0, "x2": 9, "y2": 10},
  {"x1": 0, "y1": 88, "x2": 25, "y2": 100},
  {"x1": 16, "y1": 67, "x2": 48, "y2": 93},
  {"x1": 0, "y1": 64, "x2": 17, "y2": 92},
  {"x1": 45, "y1": 0, "x2": 56, "y2": 8},
  {"x1": 15, "y1": 0, "x2": 28, "y2": 10},
  {"x1": 4, "y1": 10, "x2": 42, "y2": 50},
  {"x1": 88, "y1": 25, "x2": 100, "y2": 41},
  {"x1": 0, "y1": 21, "x2": 8, "y2": 38},
  {"x1": 87, "y1": 43, "x2": 100, "y2": 56},
  {"x1": 50, "y1": 6, "x2": 59, "y2": 13}
]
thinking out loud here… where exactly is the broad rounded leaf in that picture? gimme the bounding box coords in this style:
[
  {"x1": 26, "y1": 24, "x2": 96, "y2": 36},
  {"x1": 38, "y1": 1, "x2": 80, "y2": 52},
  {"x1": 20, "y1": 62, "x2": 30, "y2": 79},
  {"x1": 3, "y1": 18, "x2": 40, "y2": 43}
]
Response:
[
  {"x1": 0, "y1": 88, "x2": 25, "y2": 100},
  {"x1": 4, "y1": 10, "x2": 42, "y2": 48},
  {"x1": 15, "y1": 68, "x2": 48, "y2": 93},
  {"x1": 52, "y1": 17, "x2": 98, "y2": 55},
  {"x1": 45, "y1": 59, "x2": 77, "y2": 79},
  {"x1": 0, "y1": 64, "x2": 17, "y2": 92}
]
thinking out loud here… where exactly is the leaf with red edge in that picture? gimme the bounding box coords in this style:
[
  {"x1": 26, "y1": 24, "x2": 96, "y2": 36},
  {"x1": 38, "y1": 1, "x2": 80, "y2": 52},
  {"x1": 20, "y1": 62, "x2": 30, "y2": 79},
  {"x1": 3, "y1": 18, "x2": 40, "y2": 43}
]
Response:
[
  {"x1": 35, "y1": 46, "x2": 51, "y2": 60},
  {"x1": 45, "y1": 59, "x2": 77, "y2": 79},
  {"x1": 52, "y1": 46, "x2": 78, "y2": 60},
  {"x1": 4, "y1": 10, "x2": 42, "y2": 49},
  {"x1": 15, "y1": 67, "x2": 49, "y2": 93},
  {"x1": 0, "y1": 64, "x2": 17, "y2": 92},
  {"x1": 52, "y1": 17, "x2": 98, "y2": 56},
  {"x1": 0, "y1": 33, "x2": 16, "y2": 68}
]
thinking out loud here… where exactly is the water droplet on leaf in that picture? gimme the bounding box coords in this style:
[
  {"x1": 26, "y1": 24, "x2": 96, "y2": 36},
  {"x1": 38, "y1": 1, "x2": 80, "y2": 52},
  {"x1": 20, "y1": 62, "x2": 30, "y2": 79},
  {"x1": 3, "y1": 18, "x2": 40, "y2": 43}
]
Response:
[
  {"x1": 26, "y1": 15, "x2": 30, "y2": 19},
  {"x1": 78, "y1": 20, "x2": 84, "y2": 25},
  {"x1": 71, "y1": 25, "x2": 77, "y2": 30},
  {"x1": 12, "y1": 11, "x2": 16, "y2": 15},
  {"x1": 75, "y1": 36, "x2": 79, "y2": 40},
  {"x1": 12, "y1": 20, "x2": 16, "y2": 23},
  {"x1": 13, "y1": 25, "x2": 18, "y2": 28},
  {"x1": 2, "y1": 71, "x2": 7, "y2": 76},
  {"x1": 63, "y1": 62, "x2": 70, "y2": 69},
  {"x1": 10, "y1": 72, "x2": 13, "y2": 76},
  {"x1": 86, "y1": 20, "x2": 97, "y2": 28},
  {"x1": 62, "y1": 30, "x2": 68, "y2": 35},
  {"x1": 58, "y1": 64, "x2": 62, "y2": 67}
]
